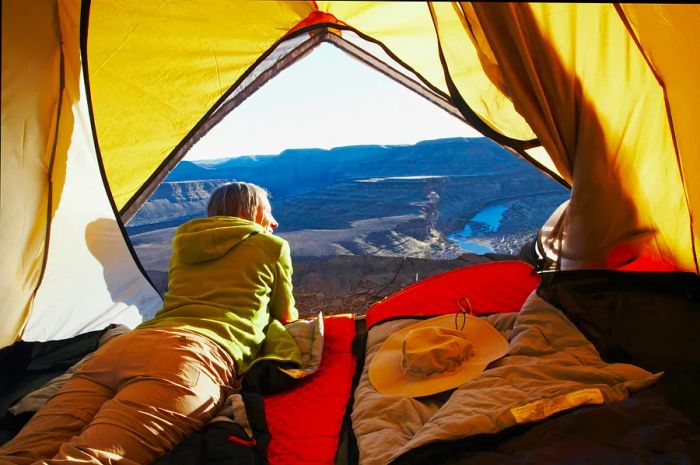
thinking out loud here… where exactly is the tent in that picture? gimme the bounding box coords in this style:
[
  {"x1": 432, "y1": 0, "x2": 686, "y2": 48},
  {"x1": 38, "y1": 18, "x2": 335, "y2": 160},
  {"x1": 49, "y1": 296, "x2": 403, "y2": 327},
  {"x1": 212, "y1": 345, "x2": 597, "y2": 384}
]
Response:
[
  {"x1": 2, "y1": 2, "x2": 699, "y2": 461},
  {"x1": 3, "y1": 1, "x2": 698, "y2": 348}
]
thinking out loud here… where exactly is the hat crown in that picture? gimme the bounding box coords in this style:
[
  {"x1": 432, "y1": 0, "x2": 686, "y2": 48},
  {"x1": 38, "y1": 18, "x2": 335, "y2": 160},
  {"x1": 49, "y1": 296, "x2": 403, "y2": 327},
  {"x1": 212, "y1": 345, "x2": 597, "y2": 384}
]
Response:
[{"x1": 401, "y1": 327, "x2": 476, "y2": 379}]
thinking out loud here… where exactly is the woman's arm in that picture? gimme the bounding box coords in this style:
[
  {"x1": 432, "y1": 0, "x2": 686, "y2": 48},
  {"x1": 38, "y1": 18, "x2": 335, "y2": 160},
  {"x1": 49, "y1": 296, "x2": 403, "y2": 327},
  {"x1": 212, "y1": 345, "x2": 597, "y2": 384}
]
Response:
[{"x1": 269, "y1": 241, "x2": 299, "y2": 323}]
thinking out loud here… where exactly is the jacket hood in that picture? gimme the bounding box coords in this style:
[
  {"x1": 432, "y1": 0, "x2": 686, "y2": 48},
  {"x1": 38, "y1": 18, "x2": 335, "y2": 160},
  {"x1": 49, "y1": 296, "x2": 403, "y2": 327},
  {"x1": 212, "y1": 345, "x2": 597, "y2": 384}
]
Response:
[{"x1": 173, "y1": 216, "x2": 263, "y2": 264}]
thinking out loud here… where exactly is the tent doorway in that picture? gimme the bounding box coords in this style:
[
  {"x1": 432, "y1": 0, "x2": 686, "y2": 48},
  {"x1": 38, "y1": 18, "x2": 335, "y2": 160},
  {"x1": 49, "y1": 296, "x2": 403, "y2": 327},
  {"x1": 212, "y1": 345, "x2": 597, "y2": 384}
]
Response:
[{"x1": 124, "y1": 42, "x2": 570, "y2": 315}]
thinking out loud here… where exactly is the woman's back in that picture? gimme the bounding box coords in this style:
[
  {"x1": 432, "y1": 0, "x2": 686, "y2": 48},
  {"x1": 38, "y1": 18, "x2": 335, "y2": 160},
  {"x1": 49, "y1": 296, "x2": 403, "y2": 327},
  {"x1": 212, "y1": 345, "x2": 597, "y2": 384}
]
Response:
[{"x1": 139, "y1": 215, "x2": 297, "y2": 373}]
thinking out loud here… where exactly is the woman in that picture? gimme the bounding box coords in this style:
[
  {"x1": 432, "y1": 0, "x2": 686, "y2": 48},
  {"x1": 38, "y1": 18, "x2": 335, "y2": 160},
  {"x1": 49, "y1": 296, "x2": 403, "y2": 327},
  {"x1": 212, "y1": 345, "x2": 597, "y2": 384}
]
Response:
[{"x1": 0, "y1": 181, "x2": 298, "y2": 465}]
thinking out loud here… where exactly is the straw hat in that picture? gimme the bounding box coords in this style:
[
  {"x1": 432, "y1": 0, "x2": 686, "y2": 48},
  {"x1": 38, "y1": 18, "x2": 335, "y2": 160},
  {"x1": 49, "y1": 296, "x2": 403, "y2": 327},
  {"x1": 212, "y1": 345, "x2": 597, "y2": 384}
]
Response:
[{"x1": 369, "y1": 314, "x2": 509, "y2": 397}]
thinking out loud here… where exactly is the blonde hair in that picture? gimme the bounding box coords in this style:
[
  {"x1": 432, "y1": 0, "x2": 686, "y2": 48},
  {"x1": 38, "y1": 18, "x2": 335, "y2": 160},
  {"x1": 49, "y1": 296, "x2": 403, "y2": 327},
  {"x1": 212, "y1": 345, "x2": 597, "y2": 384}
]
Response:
[{"x1": 207, "y1": 181, "x2": 269, "y2": 220}]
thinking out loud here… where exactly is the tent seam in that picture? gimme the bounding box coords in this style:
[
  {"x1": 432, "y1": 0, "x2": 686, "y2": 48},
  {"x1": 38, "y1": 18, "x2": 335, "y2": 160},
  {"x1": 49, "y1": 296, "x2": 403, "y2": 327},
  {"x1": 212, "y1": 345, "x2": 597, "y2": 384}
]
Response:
[
  {"x1": 18, "y1": 6, "x2": 66, "y2": 341},
  {"x1": 79, "y1": 0, "x2": 162, "y2": 297}
]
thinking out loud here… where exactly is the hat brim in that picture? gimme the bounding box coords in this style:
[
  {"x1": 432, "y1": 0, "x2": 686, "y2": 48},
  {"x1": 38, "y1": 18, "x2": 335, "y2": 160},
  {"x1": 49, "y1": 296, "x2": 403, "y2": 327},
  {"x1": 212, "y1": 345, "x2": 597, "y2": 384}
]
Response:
[{"x1": 369, "y1": 314, "x2": 509, "y2": 397}]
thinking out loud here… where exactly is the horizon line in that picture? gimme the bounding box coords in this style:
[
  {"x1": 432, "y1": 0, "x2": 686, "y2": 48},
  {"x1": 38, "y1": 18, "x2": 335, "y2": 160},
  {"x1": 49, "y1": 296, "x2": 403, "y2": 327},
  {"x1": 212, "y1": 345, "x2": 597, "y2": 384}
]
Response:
[{"x1": 190, "y1": 135, "x2": 487, "y2": 164}]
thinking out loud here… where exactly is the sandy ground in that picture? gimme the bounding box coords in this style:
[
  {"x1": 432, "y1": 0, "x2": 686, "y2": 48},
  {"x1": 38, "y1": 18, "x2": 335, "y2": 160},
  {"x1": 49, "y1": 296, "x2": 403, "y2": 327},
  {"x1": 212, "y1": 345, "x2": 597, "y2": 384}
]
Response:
[{"x1": 290, "y1": 254, "x2": 516, "y2": 318}]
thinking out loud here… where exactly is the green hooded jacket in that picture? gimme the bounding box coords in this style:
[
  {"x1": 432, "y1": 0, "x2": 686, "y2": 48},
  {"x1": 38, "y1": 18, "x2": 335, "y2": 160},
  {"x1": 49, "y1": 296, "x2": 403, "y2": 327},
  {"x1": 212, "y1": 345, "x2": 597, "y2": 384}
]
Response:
[{"x1": 137, "y1": 216, "x2": 299, "y2": 374}]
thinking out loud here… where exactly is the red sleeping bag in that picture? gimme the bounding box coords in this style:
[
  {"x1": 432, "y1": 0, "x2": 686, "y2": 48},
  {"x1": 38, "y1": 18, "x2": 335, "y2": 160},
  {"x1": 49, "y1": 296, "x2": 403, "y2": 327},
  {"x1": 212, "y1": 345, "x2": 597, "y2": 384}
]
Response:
[{"x1": 366, "y1": 261, "x2": 541, "y2": 328}]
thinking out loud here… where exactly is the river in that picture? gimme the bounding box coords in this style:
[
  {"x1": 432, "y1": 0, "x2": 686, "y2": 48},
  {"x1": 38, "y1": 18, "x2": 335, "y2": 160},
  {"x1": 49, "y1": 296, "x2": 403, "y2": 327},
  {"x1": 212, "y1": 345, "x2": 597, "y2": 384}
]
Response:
[{"x1": 448, "y1": 203, "x2": 509, "y2": 254}]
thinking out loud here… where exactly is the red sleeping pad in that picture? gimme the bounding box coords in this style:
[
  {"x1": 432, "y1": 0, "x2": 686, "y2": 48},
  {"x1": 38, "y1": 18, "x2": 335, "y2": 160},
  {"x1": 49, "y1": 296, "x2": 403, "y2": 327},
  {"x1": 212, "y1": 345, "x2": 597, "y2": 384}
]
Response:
[
  {"x1": 366, "y1": 261, "x2": 541, "y2": 328},
  {"x1": 265, "y1": 314, "x2": 357, "y2": 465}
]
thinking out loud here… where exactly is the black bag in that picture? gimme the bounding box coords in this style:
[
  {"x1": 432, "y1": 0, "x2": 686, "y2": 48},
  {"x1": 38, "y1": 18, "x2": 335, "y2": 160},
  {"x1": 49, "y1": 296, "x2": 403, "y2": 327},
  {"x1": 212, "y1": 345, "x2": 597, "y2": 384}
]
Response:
[
  {"x1": 537, "y1": 270, "x2": 700, "y2": 372},
  {"x1": 153, "y1": 392, "x2": 270, "y2": 465},
  {"x1": 537, "y1": 269, "x2": 700, "y2": 424}
]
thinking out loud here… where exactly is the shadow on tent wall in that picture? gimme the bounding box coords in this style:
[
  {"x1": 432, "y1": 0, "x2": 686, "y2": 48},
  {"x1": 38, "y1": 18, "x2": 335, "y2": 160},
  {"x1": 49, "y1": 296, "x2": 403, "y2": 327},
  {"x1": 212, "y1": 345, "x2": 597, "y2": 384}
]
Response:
[
  {"x1": 461, "y1": 3, "x2": 672, "y2": 271},
  {"x1": 85, "y1": 218, "x2": 153, "y2": 310}
]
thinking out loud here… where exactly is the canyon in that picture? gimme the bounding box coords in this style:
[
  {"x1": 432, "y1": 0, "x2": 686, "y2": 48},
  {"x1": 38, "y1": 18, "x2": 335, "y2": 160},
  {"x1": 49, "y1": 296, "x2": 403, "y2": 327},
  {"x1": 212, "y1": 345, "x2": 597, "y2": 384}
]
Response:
[{"x1": 127, "y1": 137, "x2": 569, "y2": 313}]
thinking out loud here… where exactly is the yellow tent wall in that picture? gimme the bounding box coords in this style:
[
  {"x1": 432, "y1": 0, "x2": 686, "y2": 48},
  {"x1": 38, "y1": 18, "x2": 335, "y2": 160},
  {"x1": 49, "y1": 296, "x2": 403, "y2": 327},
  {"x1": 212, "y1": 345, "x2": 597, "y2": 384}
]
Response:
[
  {"x1": 620, "y1": 4, "x2": 700, "y2": 271},
  {"x1": 1, "y1": 0, "x2": 161, "y2": 347},
  {"x1": 1, "y1": 0, "x2": 59, "y2": 346},
  {"x1": 455, "y1": 3, "x2": 693, "y2": 271}
]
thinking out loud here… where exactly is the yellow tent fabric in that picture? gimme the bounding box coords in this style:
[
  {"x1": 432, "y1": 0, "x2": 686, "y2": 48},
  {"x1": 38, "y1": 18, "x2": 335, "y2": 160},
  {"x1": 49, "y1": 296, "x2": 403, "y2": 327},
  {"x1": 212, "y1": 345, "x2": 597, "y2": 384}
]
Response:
[
  {"x1": 619, "y1": 4, "x2": 700, "y2": 272},
  {"x1": 1, "y1": 0, "x2": 60, "y2": 347},
  {"x1": 465, "y1": 3, "x2": 692, "y2": 271},
  {"x1": 1, "y1": 0, "x2": 162, "y2": 348},
  {"x1": 2, "y1": 1, "x2": 699, "y2": 348}
]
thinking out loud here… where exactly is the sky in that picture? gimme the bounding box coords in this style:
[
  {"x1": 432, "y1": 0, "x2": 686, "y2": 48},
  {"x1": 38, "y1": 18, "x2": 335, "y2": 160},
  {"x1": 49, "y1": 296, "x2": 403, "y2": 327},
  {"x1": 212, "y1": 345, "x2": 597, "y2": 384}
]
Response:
[{"x1": 185, "y1": 43, "x2": 481, "y2": 161}]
